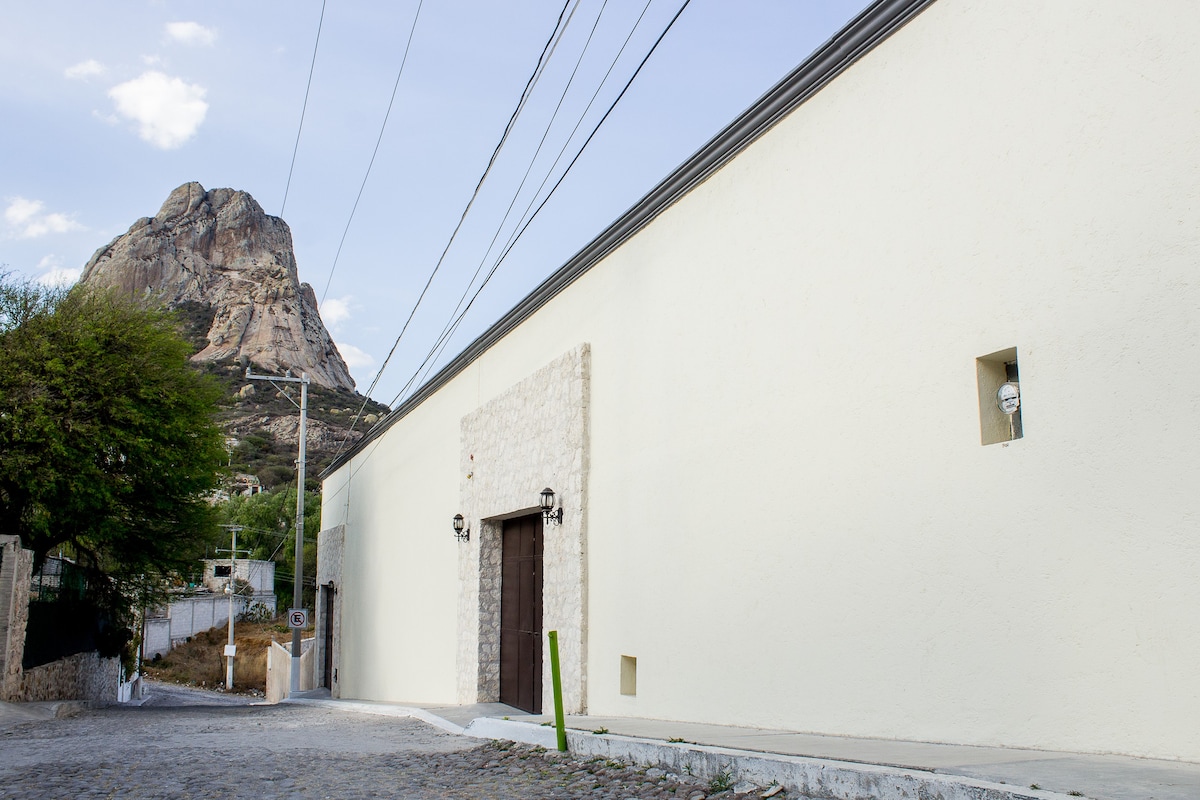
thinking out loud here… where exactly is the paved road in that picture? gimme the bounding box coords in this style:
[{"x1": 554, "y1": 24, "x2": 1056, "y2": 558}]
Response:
[
  {"x1": 0, "y1": 686, "x2": 720, "y2": 800},
  {"x1": 137, "y1": 679, "x2": 260, "y2": 707}
]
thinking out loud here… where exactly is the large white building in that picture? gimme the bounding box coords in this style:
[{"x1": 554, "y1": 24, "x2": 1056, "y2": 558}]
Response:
[{"x1": 318, "y1": 0, "x2": 1200, "y2": 762}]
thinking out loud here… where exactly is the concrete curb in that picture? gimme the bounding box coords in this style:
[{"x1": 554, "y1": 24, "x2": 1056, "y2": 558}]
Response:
[
  {"x1": 567, "y1": 731, "x2": 1065, "y2": 800},
  {"x1": 286, "y1": 701, "x2": 1079, "y2": 800},
  {"x1": 468, "y1": 718, "x2": 1076, "y2": 800},
  {"x1": 0, "y1": 699, "x2": 87, "y2": 726}
]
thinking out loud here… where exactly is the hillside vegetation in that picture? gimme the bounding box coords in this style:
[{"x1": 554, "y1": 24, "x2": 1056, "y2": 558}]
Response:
[
  {"x1": 142, "y1": 617, "x2": 314, "y2": 695},
  {"x1": 174, "y1": 300, "x2": 389, "y2": 488}
]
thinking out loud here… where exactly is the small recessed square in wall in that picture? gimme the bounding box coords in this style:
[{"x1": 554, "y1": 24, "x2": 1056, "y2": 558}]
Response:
[
  {"x1": 977, "y1": 347, "x2": 1023, "y2": 446},
  {"x1": 620, "y1": 655, "x2": 637, "y2": 696}
]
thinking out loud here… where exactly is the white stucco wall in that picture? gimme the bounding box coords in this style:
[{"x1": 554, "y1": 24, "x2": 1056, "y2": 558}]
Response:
[
  {"x1": 321, "y1": 392, "x2": 463, "y2": 704},
  {"x1": 322, "y1": 0, "x2": 1200, "y2": 760}
]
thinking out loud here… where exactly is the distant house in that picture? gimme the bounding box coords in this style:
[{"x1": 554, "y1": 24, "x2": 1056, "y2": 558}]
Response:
[
  {"x1": 230, "y1": 473, "x2": 263, "y2": 497},
  {"x1": 317, "y1": 0, "x2": 1200, "y2": 762},
  {"x1": 201, "y1": 558, "x2": 275, "y2": 599}
]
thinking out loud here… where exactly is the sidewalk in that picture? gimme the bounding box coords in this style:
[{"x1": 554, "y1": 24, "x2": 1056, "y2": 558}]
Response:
[
  {"x1": 288, "y1": 692, "x2": 1200, "y2": 800},
  {"x1": 0, "y1": 699, "x2": 86, "y2": 727}
]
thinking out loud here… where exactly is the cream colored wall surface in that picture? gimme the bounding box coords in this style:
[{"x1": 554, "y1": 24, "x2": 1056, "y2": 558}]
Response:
[
  {"x1": 320, "y1": 391, "x2": 467, "y2": 704},
  {"x1": 323, "y1": 0, "x2": 1200, "y2": 760}
]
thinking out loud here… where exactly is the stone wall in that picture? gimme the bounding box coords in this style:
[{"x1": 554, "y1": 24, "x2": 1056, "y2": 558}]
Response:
[
  {"x1": 0, "y1": 535, "x2": 33, "y2": 700},
  {"x1": 0, "y1": 536, "x2": 121, "y2": 705},
  {"x1": 143, "y1": 617, "x2": 172, "y2": 661},
  {"x1": 316, "y1": 524, "x2": 345, "y2": 588},
  {"x1": 315, "y1": 524, "x2": 345, "y2": 695},
  {"x1": 456, "y1": 344, "x2": 590, "y2": 712},
  {"x1": 13, "y1": 651, "x2": 120, "y2": 704},
  {"x1": 141, "y1": 594, "x2": 266, "y2": 660}
]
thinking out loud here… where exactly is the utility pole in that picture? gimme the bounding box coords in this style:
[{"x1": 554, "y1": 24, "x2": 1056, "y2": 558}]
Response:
[
  {"x1": 246, "y1": 367, "x2": 309, "y2": 696},
  {"x1": 217, "y1": 524, "x2": 249, "y2": 690}
]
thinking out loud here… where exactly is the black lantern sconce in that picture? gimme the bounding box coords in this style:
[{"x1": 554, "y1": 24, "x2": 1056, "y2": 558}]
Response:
[
  {"x1": 452, "y1": 513, "x2": 470, "y2": 542},
  {"x1": 539, "y1": 487, "x2": 563, "y2": 526}
]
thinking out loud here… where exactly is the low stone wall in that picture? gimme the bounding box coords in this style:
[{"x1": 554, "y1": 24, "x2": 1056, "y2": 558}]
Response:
[{"x1": 13, "y1": 651, "x2": 120, "y2": 704}]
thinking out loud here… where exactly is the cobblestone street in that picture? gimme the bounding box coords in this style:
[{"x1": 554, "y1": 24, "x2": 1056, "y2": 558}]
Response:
[{"x1": 0, "y1": 689, "x2": 720, "y2": 800}]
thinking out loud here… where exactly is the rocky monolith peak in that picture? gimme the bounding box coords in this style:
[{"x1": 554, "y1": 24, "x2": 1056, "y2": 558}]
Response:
[{"x1": 80, "y1": 182, "x2": 355, "y2": 391}]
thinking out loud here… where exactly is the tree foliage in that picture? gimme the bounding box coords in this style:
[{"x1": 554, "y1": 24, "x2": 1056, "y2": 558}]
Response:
[
  {"x1": 216, "y1": 488, "x2": 320, "y2": 610},
  {"x1": 0, "y1": 276, "x2": 226, "y2": 624}
]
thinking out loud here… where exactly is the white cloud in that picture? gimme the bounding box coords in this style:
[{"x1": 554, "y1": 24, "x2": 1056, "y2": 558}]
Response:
[
  {"x1": 3, "y1": 197, "x2": 83, "y2": 238},
  {"x1": 5, "y1": 197, "x2": 41, "y2": 226},
  {"x1": 337, "y1": 343, "x2": 375, "y2": 370},
  {"x1": 320, "y1": 296, "x2": 353, "y2": 329},
  {"x1": 34, "y1": 256, "x2": 81, "y2": 288},
  {"x1": 108, "y1": 71, "x2": 208, "y2": 149},
  {"x1": 166, "y1": 21, "x2": 217, "y2": 46},
  {"x1": 64, "y1": 59, "x2": 105, "y2": 80}
]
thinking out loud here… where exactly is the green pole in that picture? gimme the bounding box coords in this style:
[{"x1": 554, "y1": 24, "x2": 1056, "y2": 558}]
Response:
[{"x1": 548, "y1": 630, "x2": 568, "y2": 752}]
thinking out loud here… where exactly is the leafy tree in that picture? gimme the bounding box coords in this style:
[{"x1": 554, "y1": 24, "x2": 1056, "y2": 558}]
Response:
[
  {"x1": 216, "y1": 487, "x2": 320, "y2": 610},
  {"x1": 0, "y1": 276, "x2": 226, "y2": 631}
]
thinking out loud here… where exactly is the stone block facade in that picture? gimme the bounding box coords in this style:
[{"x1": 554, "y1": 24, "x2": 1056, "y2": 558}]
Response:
[
  {"x1": 13, "y1": 651, "x2": 119, "y2": 704},
  {"x1": 456, "y1": 344, "x2": 590, "y2": 712},
  {"x1": 315, "y1": 524, "x2": 345, "y2": 695},
  {"x1": 0, "y1": 535, "x2": 33, "y2": 700}
]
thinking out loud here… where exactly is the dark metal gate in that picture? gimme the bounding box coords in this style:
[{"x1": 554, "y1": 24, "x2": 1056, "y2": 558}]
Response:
[{"x1": 321, "y1": 583, "x2": 335, "y2": 689}]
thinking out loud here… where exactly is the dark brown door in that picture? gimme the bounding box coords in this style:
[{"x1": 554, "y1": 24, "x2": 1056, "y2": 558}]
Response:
[
  {"x1": 321, "y1": 584, "x2": 335, "y2": 689},
  {"x1": 500, "y1": 514, "x2": 543, "y2": 713}
]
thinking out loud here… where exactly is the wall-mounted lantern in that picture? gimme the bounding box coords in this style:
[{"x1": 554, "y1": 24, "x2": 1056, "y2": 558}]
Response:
[
  {"x1": 539, "y1": 487, "x2": 563, "y2": 526},
  {"x1": 452, "y1": 513, "x2": 470, "y2": 542}
]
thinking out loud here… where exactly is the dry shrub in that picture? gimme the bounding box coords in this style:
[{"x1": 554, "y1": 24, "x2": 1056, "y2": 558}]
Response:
[{"x1": 142, "y1": 617, "x2": 306, "y2": 694}]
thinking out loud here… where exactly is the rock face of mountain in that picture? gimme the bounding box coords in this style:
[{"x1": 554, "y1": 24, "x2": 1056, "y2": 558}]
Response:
[{"x1": 80, "y1": 182, "x2": 355, "y2": 391}]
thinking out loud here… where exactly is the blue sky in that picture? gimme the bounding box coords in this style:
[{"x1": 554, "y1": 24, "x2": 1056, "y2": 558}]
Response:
[{"x1": 1, "y1": 0, "x2": 868, "y2": 405}]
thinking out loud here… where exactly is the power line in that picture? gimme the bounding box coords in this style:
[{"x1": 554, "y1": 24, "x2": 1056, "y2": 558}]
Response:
[
  {"x1": 318, "y1": 0, "x2": 425, "y2": 306},
  {"x1": 406, "y1": 0, "x2": 656, "y2": 397},
  {"x1": 280, "y1": 0, "x2": 327, "y2": 218},
  {"x1": 391, "y1": 0, "x2": 694, "y2": 409},
  {"x1": 355, "y1": 0, "x2": 575, "y2": 406},
  {"x1": 329, "y1": 0, "x2": 692, "y2": 480},
  {"x1": 404, "y1": 0, "x2": 621, "y2": 396}
]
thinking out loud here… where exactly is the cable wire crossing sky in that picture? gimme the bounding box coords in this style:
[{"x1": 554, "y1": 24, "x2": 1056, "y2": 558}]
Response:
[{"x1": 1, "y1": 0, "x2": 869, "y2": 405}]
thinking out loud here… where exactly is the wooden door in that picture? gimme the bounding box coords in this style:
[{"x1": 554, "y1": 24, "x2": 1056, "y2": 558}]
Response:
[{"x1": 500, "y1": 514, "x2": 543, "y2": 712}]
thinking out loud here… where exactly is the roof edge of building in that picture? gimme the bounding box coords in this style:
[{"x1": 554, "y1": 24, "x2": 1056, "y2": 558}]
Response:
[{"x1": 322, "y1": 0, "x2": 937, "y2": 479}]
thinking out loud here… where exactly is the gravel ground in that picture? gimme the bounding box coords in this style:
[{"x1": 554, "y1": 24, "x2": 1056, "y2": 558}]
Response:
[{"x1": 0, "y1": 688, "x2": 771, "y2": 800}]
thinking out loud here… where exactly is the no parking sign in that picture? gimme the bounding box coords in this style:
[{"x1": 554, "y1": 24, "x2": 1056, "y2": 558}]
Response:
[{"x1": 288, "y1": 608, "x2": 308, "y2": 629}]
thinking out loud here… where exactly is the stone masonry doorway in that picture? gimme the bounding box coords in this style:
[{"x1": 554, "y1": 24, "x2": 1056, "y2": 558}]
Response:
[{"x1": 457, "y1": 345, "x2": 589, "y2": 713}]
